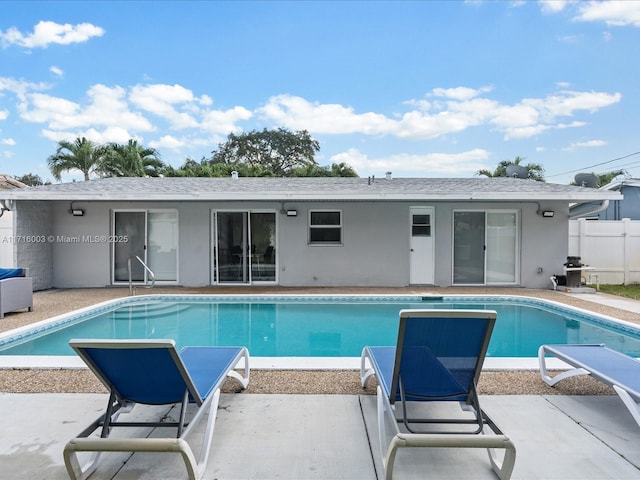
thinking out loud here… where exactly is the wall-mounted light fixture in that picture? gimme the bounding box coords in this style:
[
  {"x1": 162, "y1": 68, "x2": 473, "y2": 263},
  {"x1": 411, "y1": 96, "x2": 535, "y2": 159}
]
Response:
[
  {"x1": 69, "y1": 202, "x2": 85, "y2": 216},
  {"x1": 286, "y1": 209, "x2": 297, "y2": 217},
  {"x1": 542, "y1": 210, "x2": 554, "y2": 218}
]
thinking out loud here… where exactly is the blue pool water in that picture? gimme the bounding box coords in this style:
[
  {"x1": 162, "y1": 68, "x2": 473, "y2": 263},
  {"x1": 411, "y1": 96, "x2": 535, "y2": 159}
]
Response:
[{"x1": 1, "y1": 295, "x2": 640, "y2": 358}]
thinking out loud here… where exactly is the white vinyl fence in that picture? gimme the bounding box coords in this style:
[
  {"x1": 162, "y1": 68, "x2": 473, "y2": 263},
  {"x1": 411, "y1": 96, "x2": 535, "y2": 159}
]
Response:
[{"x1": 569, "y1": 218, "x2": 640, "y2": 285}]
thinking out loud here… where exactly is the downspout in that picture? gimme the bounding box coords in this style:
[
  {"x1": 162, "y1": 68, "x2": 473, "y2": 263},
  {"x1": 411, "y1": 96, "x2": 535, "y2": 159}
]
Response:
[{"x1": 569, "y1": 200, "x2": 609, "y2": 219}]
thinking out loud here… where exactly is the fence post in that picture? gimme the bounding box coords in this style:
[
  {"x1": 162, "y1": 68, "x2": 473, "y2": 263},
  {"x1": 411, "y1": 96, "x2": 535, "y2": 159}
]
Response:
[{"x1": 623, "y1": 218, "x2": 631, "y2": 285}]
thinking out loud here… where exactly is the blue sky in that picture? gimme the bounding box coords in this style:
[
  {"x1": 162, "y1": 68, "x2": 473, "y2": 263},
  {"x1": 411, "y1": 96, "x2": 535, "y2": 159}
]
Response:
[{"x1": 1, "y1": 1, "x2": 639, "y2": 184}]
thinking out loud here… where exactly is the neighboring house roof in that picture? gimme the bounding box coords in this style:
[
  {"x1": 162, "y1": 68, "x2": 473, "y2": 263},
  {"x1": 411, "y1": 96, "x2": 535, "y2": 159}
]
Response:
[
  {"x1": 0, "y1": 176, "x2": 623, "y2": 202},
  {"x1": 569, "y1": 178, "x2": 637, "y2": 218},
  {"x1": 0, "y1": 174, "x2": 27, "y2": 190},
  {"x1": 599, "y1": 178, "x2": 640, "y2": 191}
]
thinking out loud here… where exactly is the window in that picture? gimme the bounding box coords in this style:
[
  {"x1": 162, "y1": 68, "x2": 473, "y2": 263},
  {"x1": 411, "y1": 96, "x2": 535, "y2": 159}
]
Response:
[
  {"x1": 412, "y1": 214, "x2": 431, "y2": 236},
  {"x1": 309, "y1": 210, "x2": 342, "y2": 244}
]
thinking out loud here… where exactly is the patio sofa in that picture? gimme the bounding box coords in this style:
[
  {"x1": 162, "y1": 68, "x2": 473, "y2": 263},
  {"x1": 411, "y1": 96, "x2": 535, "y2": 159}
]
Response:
[{"x1": 0, "y1": 268, "x2": 33, "y2": 318}]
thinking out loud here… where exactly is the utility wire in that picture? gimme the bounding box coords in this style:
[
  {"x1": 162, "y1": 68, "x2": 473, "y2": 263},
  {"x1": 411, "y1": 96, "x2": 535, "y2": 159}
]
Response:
[{"x1": 546, "y1": 150, "x2": 640, "y2": 179}]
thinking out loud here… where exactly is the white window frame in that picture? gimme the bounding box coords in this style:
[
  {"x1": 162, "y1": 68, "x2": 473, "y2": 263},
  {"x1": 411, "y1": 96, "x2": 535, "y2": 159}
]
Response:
[{"x1": 308, "y1": 209, "x2": 343, "y2": 245}]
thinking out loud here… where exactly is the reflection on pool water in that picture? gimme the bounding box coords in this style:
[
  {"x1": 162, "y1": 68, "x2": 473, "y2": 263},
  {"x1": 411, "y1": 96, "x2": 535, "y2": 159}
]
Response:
[{"x1": 1, "y1": 295, "x2": 639, "y2": 358}]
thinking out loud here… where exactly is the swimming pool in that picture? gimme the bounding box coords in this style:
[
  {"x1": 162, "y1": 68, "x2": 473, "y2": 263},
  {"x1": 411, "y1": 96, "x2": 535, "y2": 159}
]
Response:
[{"x1": 1, "y1": 294, "x2": 639, "y2": 367}]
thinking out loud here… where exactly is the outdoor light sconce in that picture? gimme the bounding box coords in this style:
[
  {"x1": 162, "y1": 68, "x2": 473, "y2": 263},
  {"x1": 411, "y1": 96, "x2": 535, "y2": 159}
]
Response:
[
  {"x1": 286, "y1": 209, "x2": 297, "y2": 217},
  {"x1": 542, "y1": 210, "x2": 554, "y2": 218},
  {"x1": 69, "y1": 203, "x2": 85, "y2": 216}
]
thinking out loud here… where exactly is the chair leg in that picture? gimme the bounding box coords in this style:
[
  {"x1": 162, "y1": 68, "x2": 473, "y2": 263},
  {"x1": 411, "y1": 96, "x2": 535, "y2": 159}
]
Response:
[
  {"x1": 360, "y1": 348, "x2": 375, "y2": 387},
  {"x1": 613, "y1": 385, "x2": 640, "y2": 427},
  {"x1": 194, "y1": 389, "x2": 221, "y2": 478},
  {"x1": 485, "y1": 437, "x2": 517, "y2": 480},
  {"x1": 226, "y1": 347, "x2": 251, "y2": 389}
]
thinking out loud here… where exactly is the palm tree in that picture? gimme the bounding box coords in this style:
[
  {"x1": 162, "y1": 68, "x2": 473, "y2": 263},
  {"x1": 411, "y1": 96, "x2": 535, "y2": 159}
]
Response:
[
  {"x1": 101, "y1": 139, "x2": 165, "y2": 177},
  {"x1": 47, "y1": 137, "x2": 107, "y2": 181},
  {"x1": 476, "y1": 156, "x2": 545, "y2": 182}
]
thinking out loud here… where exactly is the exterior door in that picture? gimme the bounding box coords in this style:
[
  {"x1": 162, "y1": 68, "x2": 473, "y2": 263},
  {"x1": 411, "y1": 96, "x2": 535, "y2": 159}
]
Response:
[
  {"x1": 453, "y1": 211, "x2": 486, "y2": 284},
  {"x1": 453, "y1": 210, "x2": 518, "y2": 285},
  {"x1": 113, "y1": 211, "x2": 146, "y2": 283},
  {"x1": 213, "y1": 211, "x2": 276, "y2": 284},
  {"x1": 112, "y1": 210, "x2": 178, "y2": 284},
  {"x1": 409, "y1": 207, "x2": 435, "y2": 284}
]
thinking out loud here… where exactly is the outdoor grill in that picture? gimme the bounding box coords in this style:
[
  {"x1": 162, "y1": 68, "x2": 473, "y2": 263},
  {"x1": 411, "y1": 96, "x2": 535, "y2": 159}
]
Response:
[{"x1": 564, "y1": 256, "x2": 584, "y2": 288}]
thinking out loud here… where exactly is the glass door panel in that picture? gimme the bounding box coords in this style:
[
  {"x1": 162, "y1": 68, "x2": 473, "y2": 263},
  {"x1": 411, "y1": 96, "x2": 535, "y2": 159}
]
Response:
[
  {"x1": 214, "y1": 211, "x2": 276, "y2": 284},
  {"x1": 453, "y1": 211, "x2": 485, "y2": 284},
  {"x1": 250, "y1": 212, "x2": 276, "y2": 282},
  {"x1": 147, "y1": 211, "x2": 178, "y2": 281},
  {"x1": 486, "y1": 212, "x2": 517, "y2": 283},
  {"x1": 216, "y1": 212, "x2": 249, "y2": 283},
  {"x1": 113, "y1": 211, "x2": 146, "y2": 282}
]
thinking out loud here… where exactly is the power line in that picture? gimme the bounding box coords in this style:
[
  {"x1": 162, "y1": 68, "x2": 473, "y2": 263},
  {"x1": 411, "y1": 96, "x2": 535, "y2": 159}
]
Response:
[{"x1": 546, "y1": 150, "x2": 640, "y2": 179}]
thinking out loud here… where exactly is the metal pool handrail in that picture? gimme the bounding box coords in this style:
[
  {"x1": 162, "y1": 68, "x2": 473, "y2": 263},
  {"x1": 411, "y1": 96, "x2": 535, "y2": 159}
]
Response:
[{"x1": 127, "y1": 256, "x2": 156, "y2": 296}]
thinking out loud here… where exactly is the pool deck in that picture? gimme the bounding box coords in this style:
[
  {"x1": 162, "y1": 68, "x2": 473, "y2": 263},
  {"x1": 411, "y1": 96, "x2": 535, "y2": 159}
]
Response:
[{"x1": 1, "y1": 287, "x2": 640, "y2": 479}]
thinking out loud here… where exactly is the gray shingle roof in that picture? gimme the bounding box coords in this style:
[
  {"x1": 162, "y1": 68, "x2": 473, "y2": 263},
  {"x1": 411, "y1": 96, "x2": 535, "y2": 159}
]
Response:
[{"x1": 0, "y1": 176, "x2": 622, "y2": 201}]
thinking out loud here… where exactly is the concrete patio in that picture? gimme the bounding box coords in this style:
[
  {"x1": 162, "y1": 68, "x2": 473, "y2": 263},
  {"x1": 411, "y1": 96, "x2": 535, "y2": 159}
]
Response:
[
  {"x1": 1, "y1": 287, "x2": 640, "y2": 479},
  {"x1": 1, "y1": 390, "x2": 640, "y2": 479}
]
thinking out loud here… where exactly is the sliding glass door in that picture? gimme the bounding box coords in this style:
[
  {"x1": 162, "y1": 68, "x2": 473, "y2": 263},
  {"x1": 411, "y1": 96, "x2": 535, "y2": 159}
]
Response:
[
  {"x1": 112, "y1": 210, "x2": 178, "y2": 284},
  {"x1": 213, "y1": 211, "x2": 276, "y2": 284},
  {"x1": 453, "y1": 210, "x2": 518, "y2": 285}
]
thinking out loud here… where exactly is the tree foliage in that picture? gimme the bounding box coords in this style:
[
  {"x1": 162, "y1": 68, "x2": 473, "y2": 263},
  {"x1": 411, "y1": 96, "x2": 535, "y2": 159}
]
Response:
[
  {"x1": 476, "y1": 156, "x2": 545, "y2": 182},
  {"x1": 14, "y1": 173, "x2": 47, "y2": 186},
  {"x1": 47, "y1": 137, "x2": 109, "y2": 181},
  {"x1": 41, "y1": 129, "x2": 356, "y2": 181},
  {"x1": 211, "y1": 128, "x2": 320, "y2": 176},
  {"x1": 164, "y1": 128, "x2": 357, "y2": 177},
  {"x1": 101, "y1": 139, "x2": 164, "y2": 177}
]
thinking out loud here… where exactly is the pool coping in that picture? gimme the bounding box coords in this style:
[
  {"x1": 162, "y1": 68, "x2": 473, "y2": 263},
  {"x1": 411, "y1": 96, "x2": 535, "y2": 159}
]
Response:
[{"x1": 1, "y1": 293, "x2": 638, "y2": 370}]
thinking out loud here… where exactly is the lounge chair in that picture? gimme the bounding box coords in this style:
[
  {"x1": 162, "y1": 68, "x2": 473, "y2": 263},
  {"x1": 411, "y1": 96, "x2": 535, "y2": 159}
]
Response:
[
  {"x1": 63, "y1": 339, "x2": 250, "y2": 480},
  {"x1": 539, "y1": 343, "x2": 640, "y2": 426},
  {"x1": 360, "y1": 309, "x2": 516, "y2": 480},
  {"x1": 0, "y1": 267, "x2": 33, "y2": 318}
]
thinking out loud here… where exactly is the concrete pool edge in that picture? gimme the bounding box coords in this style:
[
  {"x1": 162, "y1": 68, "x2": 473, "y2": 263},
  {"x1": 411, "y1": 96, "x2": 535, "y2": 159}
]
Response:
[{"x1": 0, "y1": 355, "x2": 573, "y2": 371}]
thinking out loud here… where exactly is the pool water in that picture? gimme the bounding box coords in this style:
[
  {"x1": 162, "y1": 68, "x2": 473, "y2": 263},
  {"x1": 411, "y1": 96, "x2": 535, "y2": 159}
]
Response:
[{"x1": 1, "y1": 295, "x2": 640, "y2": 358}]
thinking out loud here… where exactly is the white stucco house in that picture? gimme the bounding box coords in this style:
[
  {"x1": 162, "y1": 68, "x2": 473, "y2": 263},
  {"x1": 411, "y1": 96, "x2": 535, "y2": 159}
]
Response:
[{"x1": 0, "y1": 175, "x2": 622, "y2": 291}]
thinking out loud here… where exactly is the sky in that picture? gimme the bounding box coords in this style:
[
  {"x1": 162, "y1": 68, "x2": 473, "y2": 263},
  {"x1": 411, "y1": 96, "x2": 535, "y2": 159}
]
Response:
[{"x1": 1, "y1": 0, "x2": 639, "y2": 184}]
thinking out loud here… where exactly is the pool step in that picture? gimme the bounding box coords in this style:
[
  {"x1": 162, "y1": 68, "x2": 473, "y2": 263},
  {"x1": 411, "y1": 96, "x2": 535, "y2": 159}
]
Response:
[{"x1": 109, "y1": 302, "x2": 192, "y2": 320}]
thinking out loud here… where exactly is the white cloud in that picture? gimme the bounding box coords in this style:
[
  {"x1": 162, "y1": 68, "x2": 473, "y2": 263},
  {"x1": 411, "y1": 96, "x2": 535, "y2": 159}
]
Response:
[
  {"x1": 20, "y1": 84, "x2": 154, "y2": 136},
  {"x1": 539, "y1": 0, "x2": 574, "y2": 14},
  {"x1": 0, "y1": 109, "x2": 8, "y2": 120},
  {"x1": 0, "y1": 138, "x2": 15, "y2": 146},
  {"x1": 258, "y1": 88, "x2": 620, "y2": 142},
  {"x1": 200, "y1": 106, "x2": 253, "y2": 135},
  {"x1": 130, "y1": 84, "x2": 199, "y2": 129},
  {"x1": 0, "y1": 77, "x2": 50, "y2": 98},
  {"x1": 41, "y1": 126, "x2": 133, "y2": 144},
  {"x1": 0, "y1": 21, "x2": 105, "y2": 49},
  {"x1": 149, "y1": 135, "x2": 187, "y2": 150},
  {"x1": 563, "y1": 139, "x2": 607, "y2": 151},
  {"x1": 330, "y1": 147, "x2": 490, "y2": 176},
  {"x1": 49, "y1": 66, "x2": 64, "y2": 77},
  {"x1": 431, "y1": 86, "x2": 493, "y2": 101},
  {"x1": 574, "y1": 1, "x2": 640, "y2": 27},
  {"x1": 258, "y1": 95, "x2": 394, "y2": 135}
]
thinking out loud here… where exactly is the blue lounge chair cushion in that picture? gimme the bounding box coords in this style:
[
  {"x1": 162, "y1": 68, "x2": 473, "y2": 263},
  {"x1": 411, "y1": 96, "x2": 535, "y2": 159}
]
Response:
[
  {"x1": 543, "y1": 344, "x2": 640, "y2": 396},
  {"x1": 79, "y1": 344, "x2": 243, "y2": 405},
  {"x1": 0, "y1": 268, "x2": 25, "y2": 280}
]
